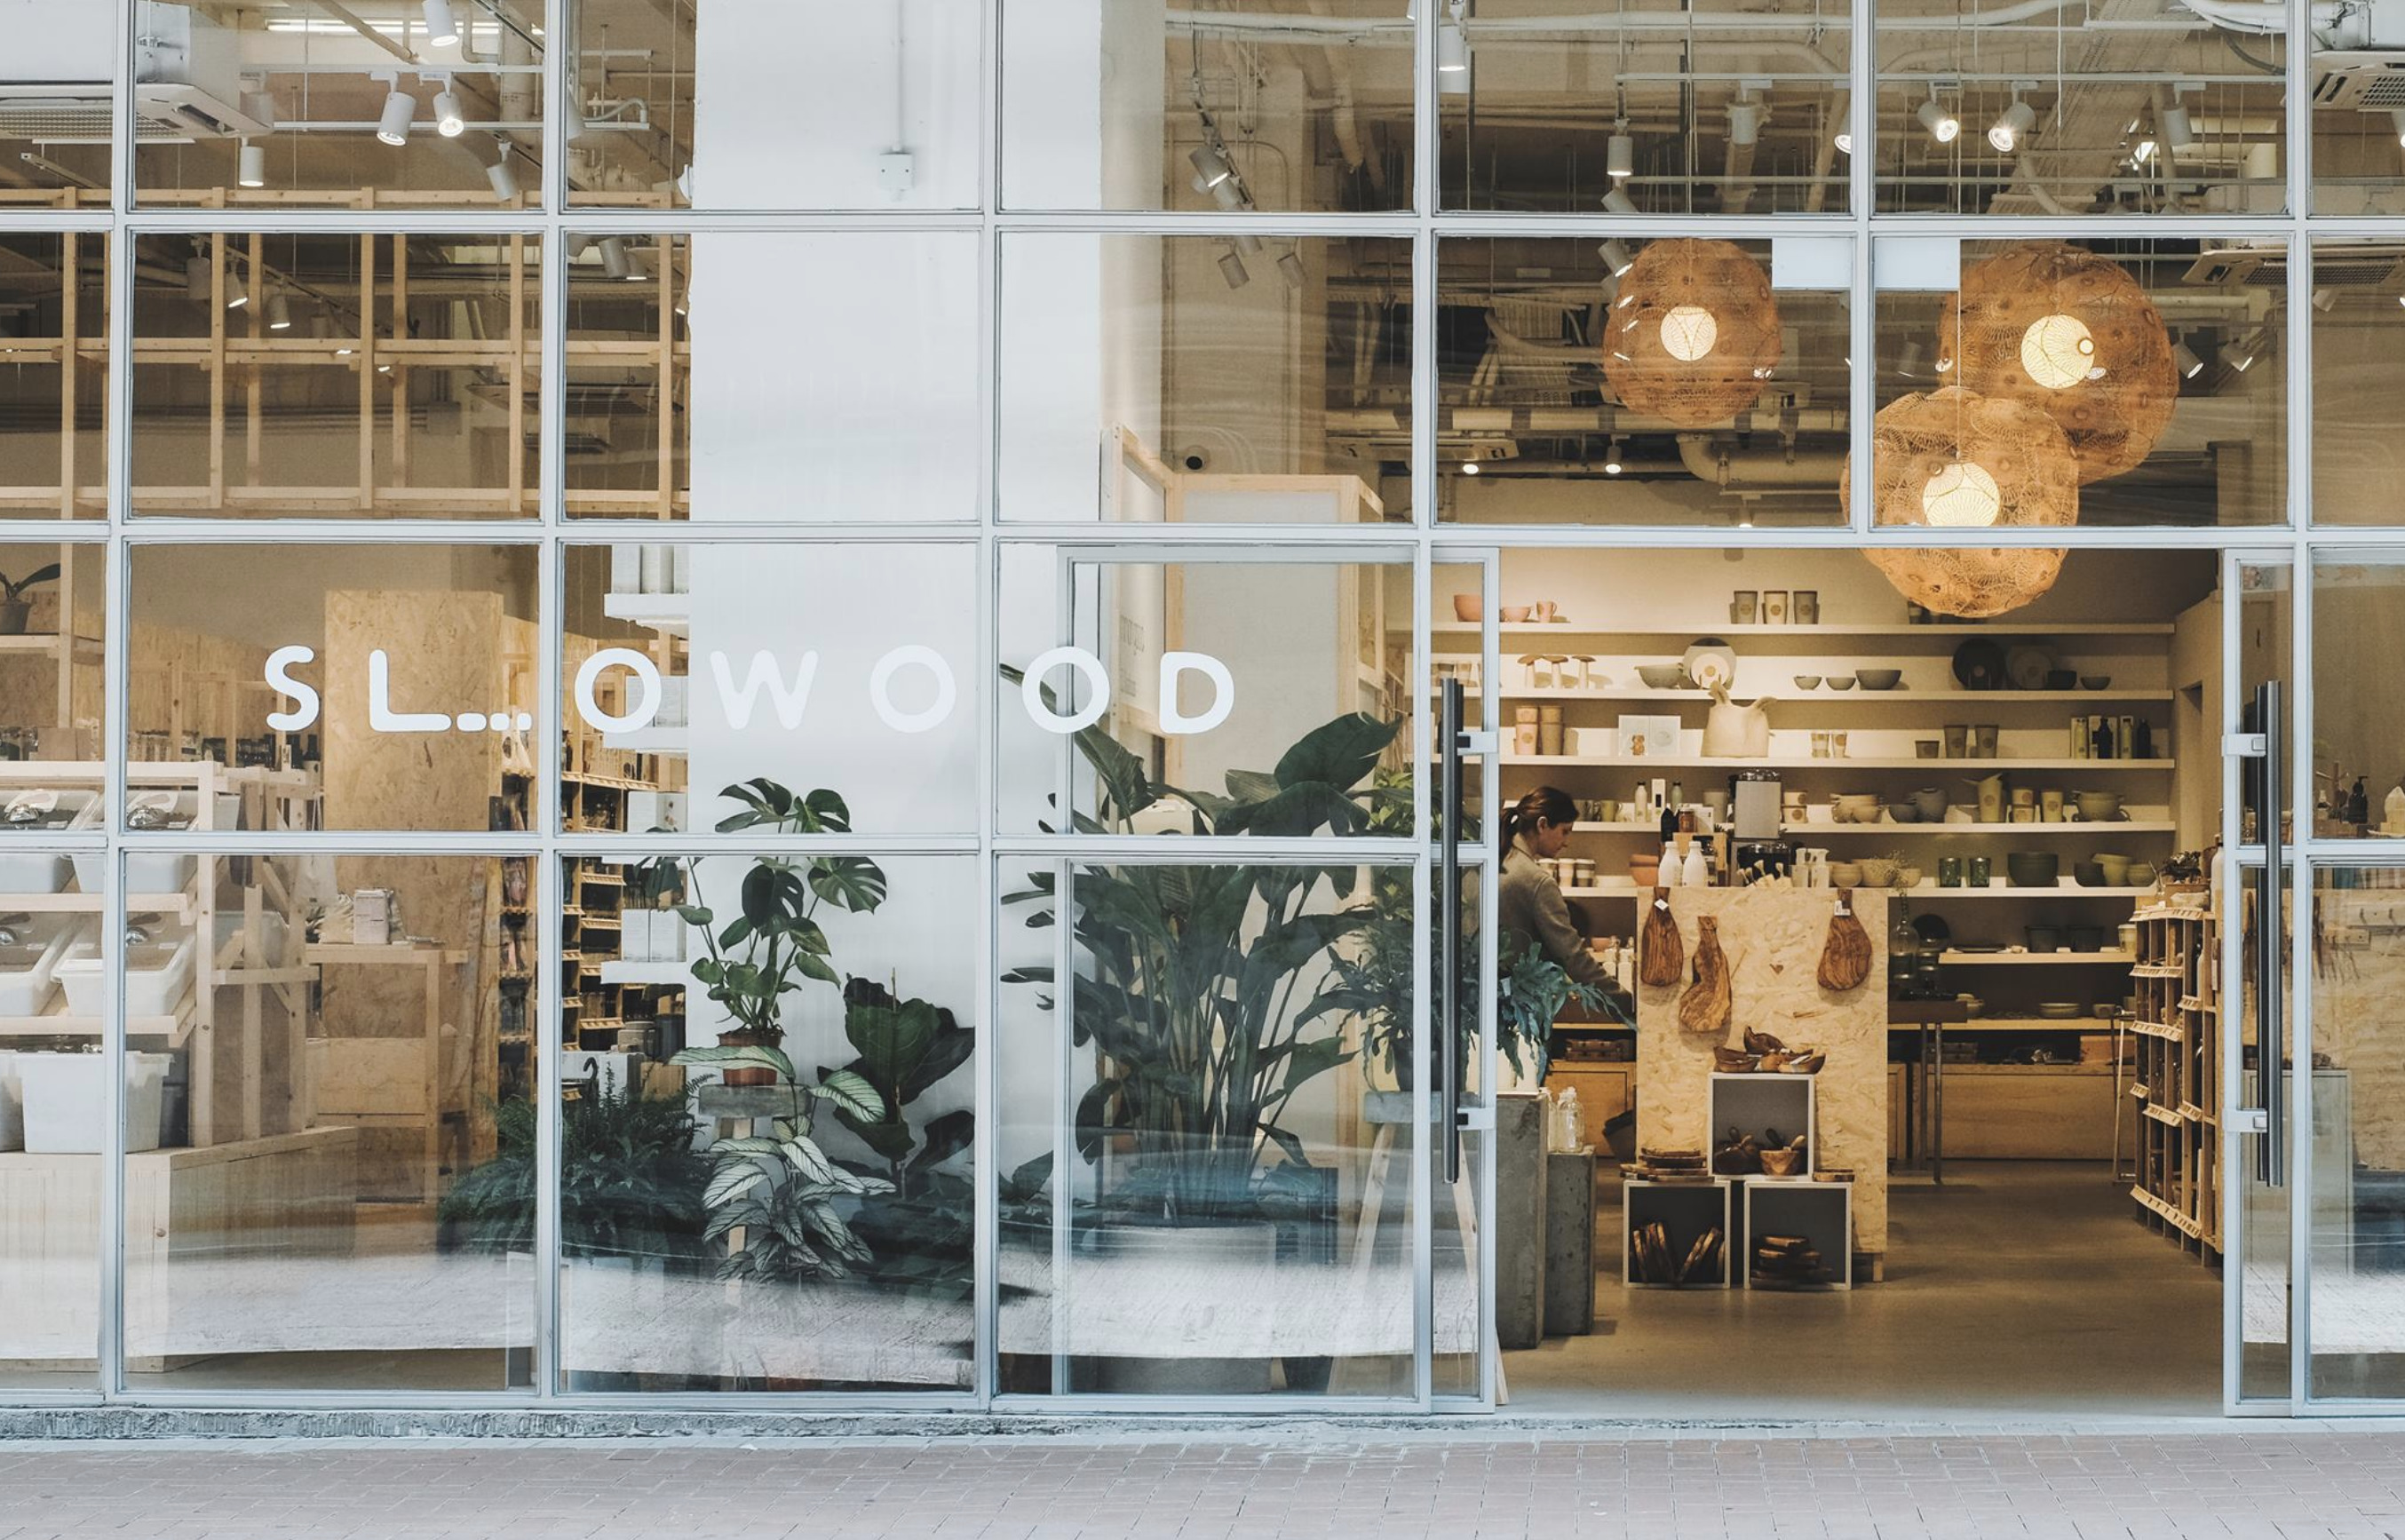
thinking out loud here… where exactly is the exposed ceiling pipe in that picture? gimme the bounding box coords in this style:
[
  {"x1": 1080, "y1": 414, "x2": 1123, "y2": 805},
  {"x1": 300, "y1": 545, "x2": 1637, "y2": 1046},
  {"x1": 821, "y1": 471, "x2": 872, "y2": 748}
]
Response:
[{"x1": 1677, "y1": 433, "x2": 1846, "y2": 488}]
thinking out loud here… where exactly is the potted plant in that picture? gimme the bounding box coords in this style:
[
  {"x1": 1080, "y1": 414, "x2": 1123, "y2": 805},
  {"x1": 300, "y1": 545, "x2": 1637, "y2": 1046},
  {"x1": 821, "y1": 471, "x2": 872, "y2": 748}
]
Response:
[
  {"x1": 0, "y1": 562, "x2": 60, "y2": 637},
  {"x1": 820, "y1": 976, "x2": 976, "y2": 1300},
  {"x1": 676, "y1": 780, "x2": 885, "y2": 1085},
  {"x1": 437, "y1": 1081, "x2": 709, "y2": 1268}
]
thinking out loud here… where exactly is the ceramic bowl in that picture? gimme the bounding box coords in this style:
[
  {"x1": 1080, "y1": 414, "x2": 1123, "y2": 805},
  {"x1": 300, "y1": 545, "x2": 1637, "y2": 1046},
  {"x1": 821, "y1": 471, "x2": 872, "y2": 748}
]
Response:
[
  {"x1": 1452, "y1": 594, "x2": 1481, "y2": 623},
  {"x1": 1500, "y1": 606, "x2": 1535, "y2": 623},
  {"x1": 1855, "y1": 668, "x2": 1903, "y2": 690},
  {"x1": 1916, "y1": 740, "x2": 1941, "y2": 758},
  {"x1": 1792, "y1": 675, "x2": 1823, "y2": 690},
  {"x1": 2127, "y1": 862, "x2": 2158, "y2": 888},
  {"x1": 2066, "y1": 925, "x2": 2105, "y2": 953},
  {"x1": 2076, "y1": 790, "x2": 2122, "y2": 821},
  {"x1": 2095, "y1": 853, "x2": 2131, "y2": 885},
  {"x1": 1828, "y1": 861, "x2": 1864, "y2": 888},
  {"x1": 2037, "y1": 1002, "x2": 2083, "y2": 1020},
  {"x1": 2006, "y1": 852, "x2": 2061, "y2": 888},
  {"x1": 1629, "y1": 853, "x2": 1662, "y2": 885},
  {"x1": 1899, "y1": 866, "x2": 1925, "y2": 888},
  {"x1": 2074, "y1": 861, "x2": 2108, "y2": 886},
  {"x1": 1825, "y1": 676, "x2": 1858, "y2": 691},
  {"x1": 1836, "y1": 793, "x2": 1881, "y2": 823},
  {"x1": 1858, "y1": 857, "x2": 1900, "y2": 888},
  {"x1": 2080, "y1": 675, "x2": 2111, "y2": 690},
  {"x1": 2027, "y1": 925, "x2": 2061, "y2": 953},
  {"x1": 1885, "y1": 802, "x2": 1919, "y2": 823},
  {"x1": 1637, "y1": 664, "x2": 1687, "y2": 689}
]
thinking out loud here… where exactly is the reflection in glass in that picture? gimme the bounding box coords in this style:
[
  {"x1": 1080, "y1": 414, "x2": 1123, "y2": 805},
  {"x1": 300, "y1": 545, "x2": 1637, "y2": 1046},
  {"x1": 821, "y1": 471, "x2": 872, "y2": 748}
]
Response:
[
  {"x1": 1876, "y1": 240, "x2": 2283, "y2": 528},
  {"x1": 569, "y1": 231, "x2": 979, "y2": 522},
  {"x1": 0, "y1": 0, "x2": 113, "y2": 202},
  {"x1": 1000, "y1": 234, "x2": 1409, "y2": 526},
  {"x1": 2311, "y1": 556, "x2": 2405, "y2": 838},
  {"x1": 1440, "y1": 236, "x2": 1849, "y2": 528},
  {"x1": 2312, "y1": 245, "x2": 2405, "y2": 527},
  {"x1": 1003, "y1": 2, "x2": 1411, "y2": 212},
  {"x1": 998, "y1": 552, "x2": 1412, "y2": 838},
  {"x1": 558, "y1": 848, "x2": 976, "y2": 1392},
  {"x1": 130, "y1": 544, "x2": 538, "y2": 833},
  {"x1": 0, "y1": 234, "x2": 107, "y2": 519},
  {"x1": 131, "y1": 233, "x2": 541, "y2": 519},
  {"x1": 1875, "y1": 0, "x2": 2282, "y2": 215},
  {"x1": 998, "y1": 859, "x2": 1417, "y2": 1396},
  {"x1": 569, "y1": 0, "x2": 980, "y2": 210},
  {"x1": 1444, "y1": 4, "x2": 1851, "y2": 213},
  {"x1": 123, "y1": 852, "x2": 532, "y2": 1390},
  {"x1": 131, "y1": 1, "x2": 544, "y2": 208}
]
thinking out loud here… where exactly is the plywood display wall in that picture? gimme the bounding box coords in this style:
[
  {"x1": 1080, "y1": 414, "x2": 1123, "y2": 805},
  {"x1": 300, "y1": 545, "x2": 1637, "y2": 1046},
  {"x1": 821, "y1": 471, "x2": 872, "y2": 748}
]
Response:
[
  {"x1": 2310, "y1": 888, "x2": 2405, "y2": 1170},
  {"x1": 1636, "y1": 886, "x2": 1893, "y2": 1255}
]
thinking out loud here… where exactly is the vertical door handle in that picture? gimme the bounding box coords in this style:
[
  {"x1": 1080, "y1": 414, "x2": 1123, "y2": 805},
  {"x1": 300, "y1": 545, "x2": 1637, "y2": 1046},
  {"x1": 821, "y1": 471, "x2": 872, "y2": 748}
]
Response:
[
  {"x1": 1440, "y1": 678, "x2": 1464, "y2": 1184},
  {"x1": 2256, "y1": 681, "x2": 2286, "y2": 1188}
]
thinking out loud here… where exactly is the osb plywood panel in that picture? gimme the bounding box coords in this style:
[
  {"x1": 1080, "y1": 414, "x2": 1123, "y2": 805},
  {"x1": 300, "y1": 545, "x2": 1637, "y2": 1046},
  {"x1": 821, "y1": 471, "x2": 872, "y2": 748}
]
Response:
[
  {"x1": 2312, "y1": 890, "x2": 2405, "y2": 1170},
  {"x1": 1637, "y1": 886, "x2": 1892, "y2": 1254}
]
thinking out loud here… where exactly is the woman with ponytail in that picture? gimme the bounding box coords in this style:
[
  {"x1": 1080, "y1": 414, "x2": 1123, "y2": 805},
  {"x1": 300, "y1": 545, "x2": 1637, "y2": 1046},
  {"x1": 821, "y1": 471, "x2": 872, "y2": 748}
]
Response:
[{"x1": 1500, "y1": 786, "x2": 1609, "y2": 988}]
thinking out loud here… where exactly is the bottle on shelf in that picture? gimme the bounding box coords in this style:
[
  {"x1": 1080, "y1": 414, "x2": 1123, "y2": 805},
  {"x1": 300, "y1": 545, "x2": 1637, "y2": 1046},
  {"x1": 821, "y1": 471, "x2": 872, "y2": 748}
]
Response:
[{"x1": 1682, "y1": 838, "x2": 1710, "y2": 888}]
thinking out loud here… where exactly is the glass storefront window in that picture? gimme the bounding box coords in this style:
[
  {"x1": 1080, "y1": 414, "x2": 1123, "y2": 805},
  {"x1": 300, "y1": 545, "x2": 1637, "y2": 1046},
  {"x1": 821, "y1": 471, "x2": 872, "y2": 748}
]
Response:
[
  {"x1": 128, "y1": 543, "x2": 538, "y2": 834},
  {"x1": 560, "y1": 542, "x2": 975, "y2": 838},
  {"x1": 568, "y1": 0, "x2": 981, "y2": 211},
  {"x1": 120, "y1": 849, "x2": 534, "y2": 1391},
  {"x1": 1002, "y1": 1, "x2": 1412, "y2": 213},
  {"x1": 1874, "y1": 0, "x2": 2282, "y2": 215},
  {"x1": 2311, "y1": 241, "x2": 2405, "y2": 526},
  {"x1": 1444, "y1": 4, "x2": 1853, "y2": 214},
  {"x1": 567, "y1": 231, "x2": 979, "y2": 523},
  {"x1": 131, "y1": 233, "x2": 542, "y2": 520},
  {"x1": 1000, "y1": 234, "x2": 1409, "y2": 527},
  {"x1": 131, "y1": 1, "x2": 544, "y2": 209},
  {"x1": 559, "y1": 851, "x2": 976, "y2": 1393},
  {"x1": 1438, "y1": 235, "x2": 1852, "y2": 528},
  {"x1": 0, "y1": 0, "x2": 113, "y2": 205},
  {"x1": 1874, "y1": 237, "x2": 2285, "y2": 528},
  {"x1": 0, "y1": 233, "x2": 107, "y2": 520}
]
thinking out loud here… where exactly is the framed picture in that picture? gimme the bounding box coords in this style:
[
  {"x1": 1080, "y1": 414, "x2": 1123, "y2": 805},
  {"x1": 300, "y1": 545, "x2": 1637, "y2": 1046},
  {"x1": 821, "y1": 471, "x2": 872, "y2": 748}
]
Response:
[
  {"x1": 1616, "y1": 714, "x2": 1681, "y2": 758},
  {"x1": 1761, "y1": 591, "x2": 1790, "y2": 625},
  {"x1": 1793, "y1": 590, "x2": 1819, "y2": 626}
]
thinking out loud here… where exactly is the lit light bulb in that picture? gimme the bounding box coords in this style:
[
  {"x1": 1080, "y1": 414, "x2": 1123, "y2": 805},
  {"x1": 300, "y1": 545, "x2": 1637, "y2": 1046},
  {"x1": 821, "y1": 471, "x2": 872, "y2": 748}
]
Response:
[
  {"x1": 1918, "y1": 98, "x2": 1960, "y2": 145},
  {"x1": 1659, "y1": 305, "x2": 1719, "y2": 363},
  {"x1": 1922, "y1": 460, "x2": 2003, "y2": 527},
  {"x1": 433, "y1": 87, "x2": 465, "y2": 138},
  {"x1": 1461, "y1": 461, "x2": 1480, "y2": 475},
  {"x1": 1988, "y1": 99, "x2": 2036, "y2": 154},
  {"x1": 2019, "y1": 313, "x2": 2095, "y2": 391},
  {"x1": 1833, "y1": 131, "x2": 1853, "y2": 155}
]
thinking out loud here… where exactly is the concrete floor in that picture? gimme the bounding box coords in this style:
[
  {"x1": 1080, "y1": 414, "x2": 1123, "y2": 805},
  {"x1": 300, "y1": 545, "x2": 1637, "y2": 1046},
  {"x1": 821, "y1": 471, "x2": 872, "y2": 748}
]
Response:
[{"x1": 1506, "y1": 1161, "x2": 2224, "y2": 1419}]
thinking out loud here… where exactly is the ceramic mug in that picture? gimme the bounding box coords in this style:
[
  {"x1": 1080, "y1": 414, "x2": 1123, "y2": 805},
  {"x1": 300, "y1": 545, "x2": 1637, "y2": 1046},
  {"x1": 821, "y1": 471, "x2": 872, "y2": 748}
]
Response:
[
  {"x1": 1599, "y1": 798, "x2": 1621, "y2": 824},
  {"x1": 1974, "y1": 724, "x2": 2000, "y2": 758},
  {"x1": 1812, "y1": 731, "x2": 1832, "y2": 758},
  {"x1": 1731, "y1": 591, "x2": 1759, "y2": 625},
  {"x1": 1943, "y1": 725, "x2": 1969, "y2": 758},
  {"x1": 1831, "y1": 732, "x2": 1849, "y2": 758},
  {"x1": 2041, "y1": 789, "x2": 2065, "y2": 822}
]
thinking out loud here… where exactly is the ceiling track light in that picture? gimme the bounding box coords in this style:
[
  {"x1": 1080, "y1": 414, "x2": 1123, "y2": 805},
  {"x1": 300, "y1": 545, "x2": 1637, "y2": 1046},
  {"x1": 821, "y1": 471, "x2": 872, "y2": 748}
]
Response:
[
  {"x1": 2312, "y1": 287, "x2": 2338, "y2": 313},
  {"x1": 1602, "y1": 437, "x2": 1624, "y2": 475},
  {"x1": 237, "y1": 139, "x2": 265, "y2": 188},
  {"x1": 1599, "y1": 238, "x2": 1635, "y2": 278},
  {"x1": 1275, "y1": 249, "x2": 1307, "y2": 290},
  {"x1": 1217, "y1": 248, "x2": 1250, "y2": 290},
  {"x1": 1187, "y1": 143, "x2": 1234, "y2": 193},
  {"x1": 2161, "y1": 102, "x2": 2196, "y2": 151},
  {"x1": 599, "y1": 237, "x2": 639, "y2": 281},
  {"x1": 377, "y1": 87, "x2": 415, "y2": 147},
  {"x1": 1988, "y1": 98, "x2": 2036, "y2": 155},
  {"x1": 1607, "y1": 127, "x2": 1634, "y2": 180},
  {"x1": 266, "y1": 291, "x2": 293, "y2": 332},
  {"x1": 1918, "y1": 94, "x2": 1960, "y2": 145},
  {"x1": 1602, "y1": 187, "x2": 1639, "y2": 216},
  {"x1": 1436, "y1": 3, "x2": 1469, "y2": 90},
  {"x1": 433, "y1": 84, "x2": 465, "y2": 138},
  {"x1": 2227, "y1": 329, "x2": 2260, "y2": 372},
  {"x1": 486, "y1": 140, "x2": 519, "y2": 202},
  {"x1": 2172, "y1": 336, "x2": 2204, "y2": 379},
  {"x1": 422, "y1": 0, "x2": 460, "y2": 49},
  {"x1": 2392, "y1": 107, "x2": 2405, "y2": 147},
  {"x1": 184, "y1": 254, "x2": 211, "y2": 302}
]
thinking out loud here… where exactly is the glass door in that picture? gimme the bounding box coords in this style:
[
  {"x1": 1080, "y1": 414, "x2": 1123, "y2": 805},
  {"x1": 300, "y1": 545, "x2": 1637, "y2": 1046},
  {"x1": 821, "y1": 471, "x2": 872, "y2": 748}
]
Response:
[{"x1": 992, "y1": 543, "x2": 1499, "y2": 1408}]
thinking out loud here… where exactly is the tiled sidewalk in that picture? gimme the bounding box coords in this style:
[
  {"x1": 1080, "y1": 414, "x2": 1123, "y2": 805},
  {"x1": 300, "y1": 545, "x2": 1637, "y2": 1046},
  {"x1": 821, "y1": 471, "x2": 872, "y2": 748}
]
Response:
[{"x1": 3, "y1": 1428, "x2": 2403, "y2": 1539}]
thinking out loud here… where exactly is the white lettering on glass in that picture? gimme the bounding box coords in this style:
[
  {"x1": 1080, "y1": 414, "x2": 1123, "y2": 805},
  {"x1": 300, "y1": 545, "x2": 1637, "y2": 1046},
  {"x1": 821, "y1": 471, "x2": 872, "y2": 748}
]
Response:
[
  {"x1": 575, "y1": 647, "x2": 662, "y2": 733},
  {"x1": 1157, "y1": 651, "x2": 1235, "y2": 734},
  {"x1": 1021, "y1": 646, "x2": 1111, "y2": 734},
  {"x1": 709, "y1": 649, "x2": 820, "y2": 731},
  {"x1": 264, "y1": 646, "x2": 321, "y2": 732},
  {"x1": 868, "y1": 646, "x2": 957, "y2": 734},
  {"x1": 369, "y1": 649, "x2": 452, "y2": 733}
]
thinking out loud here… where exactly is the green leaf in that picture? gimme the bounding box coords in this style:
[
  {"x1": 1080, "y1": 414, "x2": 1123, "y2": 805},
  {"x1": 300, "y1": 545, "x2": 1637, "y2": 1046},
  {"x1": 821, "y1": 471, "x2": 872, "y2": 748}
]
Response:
[
  {"x1": 702, "y1": 1162, "x2": 768, "y2": 1208},
  {"x1": 807, "y1": 854, "x2": 888, "y2": 914},
  {"x1": 910, "y1": 1108, "x2": 975, "y2": 1172},
  {"x1": 843, "y1": 997, "x2": 938, "y2": 1098},
  {"x1": 1274, "y1": 712, "x2": 1401, "y2": 793},
  {"x1": 779, "y1": 1136, "x2": 835, "y2": 1185},
  {"x1": 670, "y1": 1044, "x2": 798, "y2": 1084},
  {"x1": 812, "y1": 1068, "x2": 884, "y2": 1123}
]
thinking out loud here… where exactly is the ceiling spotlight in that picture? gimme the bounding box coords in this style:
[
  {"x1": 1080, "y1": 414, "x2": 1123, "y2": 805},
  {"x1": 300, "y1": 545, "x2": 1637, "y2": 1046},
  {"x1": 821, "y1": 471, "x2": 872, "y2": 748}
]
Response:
[
  {"x1": 1602, "y1": 187, "x2": 1639, "y2": 215},
  {"x1": 1602, "y1": 438, "x2": 1624, "y2": 475},
  {"x1": 266, "y1": 292, "x2": 293, "y2": 332},
  {"x1": 184, "y1": 255, "x2": 210, "y2": 302},
  {"x1": 1728, "y1": 98, "x2": 1766, "y2": 147},
  {"x1": 226, "y1": 275, "x2": 249, "y2": 311},
  {"x1": 1276, "y1": 248, "x2": 1307, "y2": 290},
  {"x1": 2312, "y1": 287, "x2": 2338, "y2": 313},
  {"x1": 2227, "y1": 329, "x2": 2259, "y2": 372},
  {"x1": 1988, "y1": 99, "x2": 2036, "y2": 154},
  {"x1": 237, "y1": 139, "x2": 266, "y2": 188},
  {"x1": 2161, "y1": 102, "x2": 2196, "y2": 150},
  {"x1": 1217, "y1": 248, "x2": 1250, "y2": 290},
  {"x1": 1919, "y1": 93, "x2": 1960, "y2": 145},
  {"x1": 422, "y1": 0, "x2": 460, "y2": 48},
  {"x1": 1187, "y1": 143, "x2": 1233, "y2": 193},
  {"x1": 2172, "y1": 337, "x2": 2204, "y2": 378},
  {"x1": 377, "y1": 88, "x2": 415, "y2": 147},
  {"x1": 1460, "y1": 460, "x2": 1480, "y2": 475},
  {"x1": 1437, "y1": 4, "x2": 1469, "y2": 87},
  {"x1": 487, "y1": 146, "x2": 519, "y2": 202},
  {"x1": 1607, "y1": 128, "x2": 1634, "y2": 179},
  {"x1": 1834, "y1": 130, "x2": 1853, "y2": 155},
  {"x1": 2392, "y1": 107, "x2": 2405, "y2": 147},
  {"x1": 1599, "y1": 239, "x2": 1635, "y2": 277},
  {"x1": 599, "y1": 237, "x2": 643, "y2": 281},
  {"x1": 2132, "y1": 138, "x2": 2158, "y2": 164},
  {"x1": 433, "y1": 86, "x2": 465, "y2": 138}
]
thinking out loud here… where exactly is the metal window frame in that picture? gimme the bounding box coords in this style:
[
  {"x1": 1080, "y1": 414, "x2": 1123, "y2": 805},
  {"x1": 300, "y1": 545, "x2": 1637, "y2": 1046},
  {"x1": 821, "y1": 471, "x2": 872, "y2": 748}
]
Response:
[{"x1": 0, "y1": 0, "x2": 2385, "y2": 1423}]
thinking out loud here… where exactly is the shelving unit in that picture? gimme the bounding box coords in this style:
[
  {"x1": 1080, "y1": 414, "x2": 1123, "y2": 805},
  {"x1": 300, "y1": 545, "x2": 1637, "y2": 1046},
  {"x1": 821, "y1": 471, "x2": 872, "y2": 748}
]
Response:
[{"x1": 2128, "y1": 890, "x2": 2221, "y2": 1259}]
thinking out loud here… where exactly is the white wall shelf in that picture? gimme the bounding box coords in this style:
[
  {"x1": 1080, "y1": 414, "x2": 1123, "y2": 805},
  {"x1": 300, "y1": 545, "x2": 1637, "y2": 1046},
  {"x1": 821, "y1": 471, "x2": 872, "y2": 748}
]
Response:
[{"x1": 1502, "y1": 755, "x2": 2171, "y2": 771}]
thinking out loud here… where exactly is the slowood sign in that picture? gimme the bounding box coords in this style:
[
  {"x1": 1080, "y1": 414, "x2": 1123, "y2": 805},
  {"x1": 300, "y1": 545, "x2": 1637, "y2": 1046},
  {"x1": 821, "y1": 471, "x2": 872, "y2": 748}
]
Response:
[{"x1": 259, "y1": 645, "x2": 1236, "y2": 737}]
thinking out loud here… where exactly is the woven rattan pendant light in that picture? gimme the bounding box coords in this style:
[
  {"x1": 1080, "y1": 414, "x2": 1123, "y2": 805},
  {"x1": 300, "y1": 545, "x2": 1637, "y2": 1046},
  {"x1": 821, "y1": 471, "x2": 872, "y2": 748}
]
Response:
[
  {"x1": 1936, "y1": 242, "x2": 2178, "y2": 484},
  {"x1": 1602, "y1": 238, "x2": 1782, "y2": 428},
  {"x1": 1842, "y1": 385, "x2": 2082, "y2": 618}
]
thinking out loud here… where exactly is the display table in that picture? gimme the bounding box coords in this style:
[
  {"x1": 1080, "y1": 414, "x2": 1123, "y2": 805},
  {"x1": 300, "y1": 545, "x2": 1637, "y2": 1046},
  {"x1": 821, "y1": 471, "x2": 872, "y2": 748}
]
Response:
[{"x1": 1889, "y1": 996, "x2": 1970, "y2": 1181}]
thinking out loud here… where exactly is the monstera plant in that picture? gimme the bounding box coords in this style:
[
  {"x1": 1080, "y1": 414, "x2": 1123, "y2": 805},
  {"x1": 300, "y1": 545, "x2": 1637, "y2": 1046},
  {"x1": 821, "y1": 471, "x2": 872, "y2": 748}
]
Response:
[{"x1": 1001, "y1": 669, "x2": 1406, "y2": 1223}]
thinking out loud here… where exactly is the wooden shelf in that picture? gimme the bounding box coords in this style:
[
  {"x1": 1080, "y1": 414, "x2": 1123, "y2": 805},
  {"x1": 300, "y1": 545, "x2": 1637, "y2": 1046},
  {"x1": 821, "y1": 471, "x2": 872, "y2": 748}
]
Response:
[
  {"x1": 1417, "y1": 622, "x2": 2175, "y2": 639},
  {"x1": 1466, "y1": 687, "x2": 2174, "y2": 704},
  {"x1": 1938, "y1": 949, "x2": 2137, "y2": 965},
  {"x1": 1504, "y1": 754, "x2": 2171, "y2": 771}
]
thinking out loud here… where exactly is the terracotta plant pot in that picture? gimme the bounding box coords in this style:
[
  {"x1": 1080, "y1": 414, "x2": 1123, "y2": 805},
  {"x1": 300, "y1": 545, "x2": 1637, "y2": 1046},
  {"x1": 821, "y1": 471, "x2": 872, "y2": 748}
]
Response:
[{"x1": 716, "y1": 1028, "x2": 780, "y2": 1087}]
